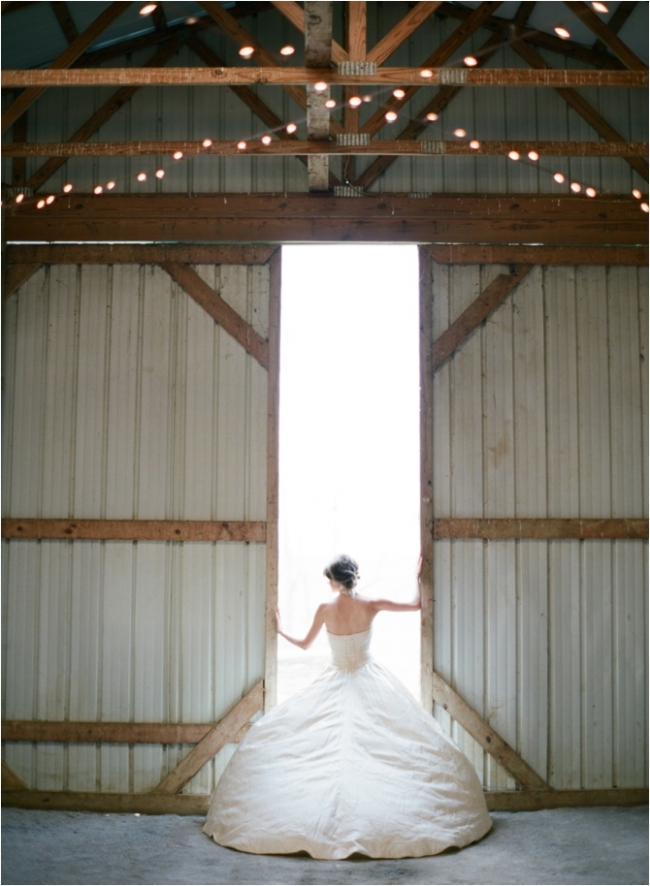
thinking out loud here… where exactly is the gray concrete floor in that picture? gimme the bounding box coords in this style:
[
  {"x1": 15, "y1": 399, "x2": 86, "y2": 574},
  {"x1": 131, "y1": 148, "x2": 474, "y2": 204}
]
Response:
[{"x1": 2, "y1": 806, "x2": 647, "y2": 885}]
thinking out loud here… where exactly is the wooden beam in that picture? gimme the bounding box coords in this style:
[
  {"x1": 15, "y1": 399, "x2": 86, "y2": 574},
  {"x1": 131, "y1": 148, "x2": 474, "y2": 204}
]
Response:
[
  {"x1": 6, "y1": 193, "x2": 646, "y2": 247},
  {"x1": 347, "y1": 0, "x2": 366, "y2": 60},
  {"x1": 3, "y1": 263, "x2": 41, "y2": 300},
  {"x1": 269, "y1": 0, "x2": 348, "y2": 63},
  {"x1": 511, "y1": 33, "x2": 649, "y2": 182},
  {"x1": 26, "y1": 37, "x2": 186, "y2": 193},
  {"x1": 264, "y1": 249, "x2": 281, "y2": 712},
  {"x1": 11, "y1": 99, "x2": 26, "y2": 186},
  {"x1": 2, "y1": 720, "x2": 251, "y2": 744},
  {"x1": 305, "y1": 1, "x2": 332, "y2": 191},
  {"x1": 2, "y1": 791, "x2": 210, "y2": 814},
  {"x1": 592, "y1": 1, "x2": 636, "y2": 55},
  {"x1": 1, "y1": 2, "x2": 131, "y2": 133},
  {"x1": 1, "y1": 519, "x2": 266, "y2": 542},
  {"x1": 486, "y1": 789, "x2": 649, "y2": 811},
  {"x1": 9, "y1": 139, "x2": 647, "y2": 158},
  {"x1": 153, "y1": 681, "x2": 264, "y2": 793},
  {"x1": 151, "y1": 2, "x2": 167, "y2": 32},
  {"x1": 3, "y1": 67, "x2": 646, "y2": 88},
  {"x1": 419, "y1": 246, "x2": 434, "y2": 715},
  {"x1": 432, "y1": 519, "x2": 649, "y2": 539},
  {"x1": 564, "y1": 1, "x2": 647, "y2": 71},
  {"x1": 160, "y1": 262, "x2": 269, "y2": 368},
  {"x1": 429, "y1": 244, "x2": 649, "y2": 265},
  {"x1": 6, "y1": 244, "x2": 278, "y2": 265},
  {"x1": 51, "y1": 1, "x2": 79, "y2": 44},
  {"x1": 1, "y1": 762, "x2": 27, "y2": 791},
  {"x1": 432, "y1": 265, "x2": 532, "y2": 371},
  {"x1": 367, "y1": 1, "x2": 442, "y2": 65},
  {"x1": 432, "y1": 671, "x2": 550, "y2": 790}
]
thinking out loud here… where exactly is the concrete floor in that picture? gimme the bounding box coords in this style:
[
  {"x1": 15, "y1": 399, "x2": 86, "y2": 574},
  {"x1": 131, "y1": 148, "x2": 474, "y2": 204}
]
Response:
[{"x1": 2, "y1": 806, "x2": 647, "y2": 885}]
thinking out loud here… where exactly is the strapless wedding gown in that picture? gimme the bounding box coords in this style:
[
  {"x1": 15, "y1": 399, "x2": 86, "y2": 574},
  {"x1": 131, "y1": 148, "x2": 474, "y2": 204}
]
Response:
[{"x1": 203, "y1": 629, "x2": 491, "y2": 859}]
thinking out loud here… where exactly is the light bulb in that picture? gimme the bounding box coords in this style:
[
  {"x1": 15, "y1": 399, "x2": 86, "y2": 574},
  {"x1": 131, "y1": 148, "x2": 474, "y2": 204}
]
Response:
[
  {"x1": 137, "y1": 172, "x2": 147, "y2": 182},
  {"x1": 106, "y1": 180, "x2": 116, "y2": 190},
  {"x1": 632, "y1": 189, "x2": 642, "y2": 199},
  {"x1": 585, "y1": 187, "x2": 597, "y2": 197},
  {"x1": 239, "y1": 45, "x2": 255, "y2": 58},
  {"x1": 280, "y1": 45, "x2": 295, "y2": 56},
  {"x1": 591, "y1": 2, "x2": 608, "y2": 12},
  {"x1": 469, "y1": 140, "x2": 480, "y2": 149},
  {"x1": 237, "y1": 140, "x2": 247, "y2": 150},
  {"x1": 553, "y1": 172, "x2": 565, "y2": 183},
  {"x1": 139, "y1": 3, "x2": 157, "y2": 15},
  {"x1": 392, "y1": 89, "x2": 406, "y2": 99},
  {"x1": 185, "y1": 16, "x2": 198, "y2": 25},
  {"x1": 173, "y1": 151, "x2": 183, "y2": 160},
  {"x1": 202, "y1": 138, "x2": 213, "y2": 148},
  {"x1": 508, "y1": 150, "x2": 520, "y2": 160},
  {"x1": 46, "y1": 194, "x2": 55, "y2": 204},
  {"x1": 362, "y1": 95, "x2": 372, "y2": 103},
  {"x1": 155, "y1": 168, "x2": 165, "y2": 179},
  {"x1": 641, "y1": 203, "x2": 649, "y2": 213},
  {"x1": 426, "y1": 112, "x2": 438, "y2": 122},
  {"x1": 454, "y1": 128, "x2": 467, "y2": 138},
  {"x1": 314, "y1": 81, "x2": 328, "y2": 92},
  {"x1": 570, "y1": 181, "x2": 581, "y2": 193},
  {"x1": 286, "y1": 123, "x2": 297, "y2": 134},
  {"x1": 14, "y1": 192, "x2": 25, "y2": 203},
  {"x1": 93, "y1": 185, "x2": 103, "y2": 195},
  {"x1": 385, "y1": 110, "x2": 398, "y2": 122},
  {"x1": 554, "y1": 26, "x2": 571, "y2": 39},
  {"x1": 37, "y1": 199, "x2": 46, "y2": 208},
  {"x1": 325, "y1": 99, "x2": 337, "y2": 109},
  {"x1": 528, "y1": 151, "x2": 539, "y2": 161},
  {"x1": 464, "y1": 56, "x2": 478, "y2": 67},
  {"x1": 349, "y1": 96, "x2": 362, "y2": 108},
  {"x1": 261, "y1": 135, "x2": 272, "y2": 145},
  {"x1": 420, "y1": 69, "x2": 433, "y2": 79},
  {"x1": 63, "y1": 183, "x2": 73, "y2": 193}
]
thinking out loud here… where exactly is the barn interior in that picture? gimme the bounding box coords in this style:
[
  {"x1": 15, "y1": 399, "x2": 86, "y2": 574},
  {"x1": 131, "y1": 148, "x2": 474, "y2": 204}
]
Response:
[{"x1": 1, "y1": 1, "x2": 648, "y2": 884}]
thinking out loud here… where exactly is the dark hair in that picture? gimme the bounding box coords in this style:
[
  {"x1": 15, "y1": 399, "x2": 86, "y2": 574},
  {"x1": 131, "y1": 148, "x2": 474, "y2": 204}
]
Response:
[{"x1": 323, "y1": 555, "x2": 360, "y2": 591}]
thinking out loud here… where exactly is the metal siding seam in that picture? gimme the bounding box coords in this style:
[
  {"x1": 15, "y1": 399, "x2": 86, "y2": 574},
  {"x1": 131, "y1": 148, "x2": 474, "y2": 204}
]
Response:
[{"x1": 638, "y1": 268, "x2": 649, "y2": 519}]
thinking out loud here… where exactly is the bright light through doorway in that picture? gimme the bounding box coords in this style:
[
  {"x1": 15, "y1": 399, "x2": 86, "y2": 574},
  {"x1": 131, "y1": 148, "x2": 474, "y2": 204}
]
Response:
[{"x1": 278, "y1": 244, "x2": 421, "y2": 704}]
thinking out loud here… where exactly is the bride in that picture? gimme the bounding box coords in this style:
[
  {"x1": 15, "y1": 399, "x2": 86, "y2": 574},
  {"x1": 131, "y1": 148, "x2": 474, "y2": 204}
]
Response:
[{"x1": 203, "y1": 555, "x2": 492, "y2": 859}]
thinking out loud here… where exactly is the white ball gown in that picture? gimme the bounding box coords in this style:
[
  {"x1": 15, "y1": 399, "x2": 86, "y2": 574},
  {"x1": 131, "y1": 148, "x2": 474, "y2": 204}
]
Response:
[{"x1": 203, "y1": 628, "x2": 492, "y2": 859}]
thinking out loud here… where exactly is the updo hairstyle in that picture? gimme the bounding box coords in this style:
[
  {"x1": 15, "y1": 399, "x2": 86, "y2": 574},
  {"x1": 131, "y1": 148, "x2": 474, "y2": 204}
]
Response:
[{"x1": 323, "y1": 555, "x2": 360, "y2": 591}]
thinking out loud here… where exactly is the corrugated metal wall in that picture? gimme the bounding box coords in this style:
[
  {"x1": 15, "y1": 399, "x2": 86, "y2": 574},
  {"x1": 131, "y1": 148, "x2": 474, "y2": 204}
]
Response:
[
  {"x1": 430, "y1": 261, "x2": 648, "y2": 790},
  {"x1": 2, "y1": 262, "x2": 269, "y2": 793},
  {"x1": 2, "y1": 5, "x2": 646, "y2": 196}
]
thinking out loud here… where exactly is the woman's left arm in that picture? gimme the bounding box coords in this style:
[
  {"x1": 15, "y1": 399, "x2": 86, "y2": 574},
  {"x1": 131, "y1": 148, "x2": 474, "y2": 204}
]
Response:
[{"x1": 276, "y1": 604, "x2": 326, "y2": 650}]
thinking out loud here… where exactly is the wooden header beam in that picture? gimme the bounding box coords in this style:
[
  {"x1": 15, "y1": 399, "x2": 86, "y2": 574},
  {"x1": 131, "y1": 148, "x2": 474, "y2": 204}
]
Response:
[
  {"x1": 2, "y1": 67, "x2": 646, "y2": 88},
  {"x1": 5, "y1": 244, "x2": 278, "y2": 264},
  {"x1": 6, "y1": 139, "x2": 646, "y2": 158},
  {"x1": 5, "y1": 193, "x2": 647, "y2": 246},
  {"x1": 1, "y1": 519, "x2": 266, "y2": 542},
  {"x1": 432, "y1": 518, "x2": 649, "y2": 539},
  {"x1": 429, "y1": 244, "x2": 649, "y2": 265}
]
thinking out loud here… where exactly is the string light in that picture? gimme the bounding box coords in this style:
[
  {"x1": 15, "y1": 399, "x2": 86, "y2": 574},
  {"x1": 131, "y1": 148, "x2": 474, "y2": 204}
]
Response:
[
  {"x1": 280, "y1": 45, "x2": 295, "y2": 56},
  {"x1": 426, "y1": 112, "x2": 438, "y2": 122},
  {"x1": 239, "y1": 45, "x2": 255, "y2": 58},
  {"x1": 385, "y1": 110, "x2": 398, "y2": 122},
  {"x1": 202, "y1": 138, "x2": 213, "y2": 148},
  {"x1": 37, "y1": 199, "x2": 46, "y2": 209},
  {"x1": 508, "y1": 150, "x2": 520, "y2": 160},
  {"x1": 14, "y1": 192, "x2": 24, "y2": 203},
  {"x1": 173, "y1": 151, "x2": 183, "y2": 160},
  {"x1": 454, "y1": 128, "x2": 467, "y2": 138},
  {"x1": 106, "y1": 181, "x2": 116, "y2": 190},
  {"x1": 325, "y1": 99, "x2": 337, "y2": 109},
  {"x1": 155, "y1": 168, "x2": 165, "y2": 178},
  {"x1": 469, "y1": 140, "x2": 480, "y2": 149},
  {"x1": 362, "y1": 95, "x2": 373, "y2": 103},
  {"x1": 419, "y1": 69, "x2": 433, "y2": 79},
  {"x1": 261, "y1": 135, "x2": 272, "y2": 145},
  {"x1": 45, "y1": 194, "x2": 55, "y2": 204},
  {"x1": 286, "y1": 123, "x2": 297, "y2": 134},
  {"x1": 585, "y1": 187, "x2": 597, "y2": 197},
  {"x1": 554, "y1": 26, "x2": 571, "y2": 39},
  {"x1": 528, "y1": 151, "x2": 539, "y2": 161},
  {"x1": 314, "y1": 81, "x2": 328, "y2": 92},
  {"x1": 185, "y1": 16, "x2": 198, "y2": 25},
  {"x1": 570, "y1": 181, "x2": 581, "y2": 192},
  {"x1": 63, "y1": 183, "x2": 73, "y2": 193},
  {"x1": 137, "y1": 172, "x2": 147, "y2": 182},
  {"x1": 553, "y1": 172, "x2": 565, "y2": 183},
  {"x1": 591, "y1": 2, "x2": 608, "y2": 11},
  {"x1": 641, "y1": 203, "x2": 649, "y2": 213},
  {"x1": 93, "y1": 185, "x2": 103, "y2": 195},
  {"x1": 632, "y1": 189, "x2": 642, "y2": 199},
  {"x1": 139, "y1": 3, "x2": 157, "y2": 14},
  {"x1": 464, "y1": 56, "x2": 478, "y2": 67},
  {"x1": 393, "y1": 88, "x2": 406, "y2": 99},
  {"x1": 237, "y1": 140, "x2": 247, "y2": 150},
  {"x1": 349, "y1": 96, "x2": 362, "y2": 108}
]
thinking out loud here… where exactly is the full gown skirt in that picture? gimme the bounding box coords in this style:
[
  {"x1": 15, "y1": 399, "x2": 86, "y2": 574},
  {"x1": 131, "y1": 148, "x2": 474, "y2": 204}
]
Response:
[{"x1": 203, "y1": 629, "x2": 492, "y2": 859}]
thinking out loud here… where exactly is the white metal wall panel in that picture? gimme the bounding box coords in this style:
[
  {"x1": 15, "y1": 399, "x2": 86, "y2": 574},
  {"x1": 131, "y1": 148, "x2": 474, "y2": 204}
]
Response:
[
  {"x1": 2, "y1": 261, "x2": 269, "y2": 793},
  {"x1": 430, "y1": 260, "x2": 648, "y2": 790}
]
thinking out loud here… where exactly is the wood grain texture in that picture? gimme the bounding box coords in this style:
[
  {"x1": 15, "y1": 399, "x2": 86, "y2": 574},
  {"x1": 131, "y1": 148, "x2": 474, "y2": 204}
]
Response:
[
  {"x1": 432, "y1": 671, "x2": 550, "y2": 790},
  {"x1": 7, "y1": 244, "x2": 278, "y2": 265},
  {"x1": 347, "y1": 0, "x2": 366, "y2": 60},
  {"x1": 2, "y1": 720, "x2": 252, "y2": 744},
  {"x1": 160, "y1": 262, "x2": 269, "y2": 368},
  {"x1": 269, "y1": 0, "x2": 348, "y2": 62},
  {"x1": 1, "y1": 519, "x2": 267, "y2": 541},
  {"x1": 2, "y1": 791, "x2": 210, "y2": 814},
  {"x1": 485, "y1": 789, "x2": 649, "y2": 811},
  {"x1": 432, "y1": 266, "x2": 533, "y2": 371},
  {"x1": 429, "y1": 245, "x2": 649, "y2": 265},
  {"x1": 432, "y1": 519, "x2": 649, "y2": 539},
  {"x1": 367, "y1": 1, "x2": 442, "y2": 65},
  {"x1": 153, "y1": 681, "x2": 263, "y2": 793}
]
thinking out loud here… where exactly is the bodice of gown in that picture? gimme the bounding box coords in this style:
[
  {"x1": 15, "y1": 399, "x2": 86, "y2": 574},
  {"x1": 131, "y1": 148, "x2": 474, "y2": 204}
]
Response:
[{"x1": 326, "y1": 629, "x2": 371, "y2": 671}]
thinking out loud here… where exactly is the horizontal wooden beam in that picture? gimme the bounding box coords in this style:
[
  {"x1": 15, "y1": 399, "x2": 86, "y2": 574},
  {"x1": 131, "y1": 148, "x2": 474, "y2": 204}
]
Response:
[
  {"x1": 485, "y1": 789, "x2": 649, "y2": 811},
  {"x1": 5, "y1": 193, "x2": 647, "y2": 246},
  {"x1": 2, "y1": 791, "x2": 210, "y2": 814},
  {"x1": 6, "y1": 244, "x2": 278, "y2": 265},
  {"x1": 1, "y1": 720, "x2": 251, "y2": 745},
  {"x1": 2, "y1": 67, "x2": 646, "y2": 88},
  {"x1": 429, "y1": 244, "x2": 649, "y2": 265},
  {"x1": 432, "y1": 518, "x2": 649, "y2": 539},
  {"x1": 6, "y1": 139, "x2": 647, "y2": 157},
  {"x1": 1, "y1": 519, "x2": 266, "y2": 542}
]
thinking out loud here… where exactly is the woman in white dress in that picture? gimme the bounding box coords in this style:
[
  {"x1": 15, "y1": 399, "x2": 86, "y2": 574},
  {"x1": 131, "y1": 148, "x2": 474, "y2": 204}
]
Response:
[{"x1": 203, "y1": 555, "x2": 492, "y2": 859}]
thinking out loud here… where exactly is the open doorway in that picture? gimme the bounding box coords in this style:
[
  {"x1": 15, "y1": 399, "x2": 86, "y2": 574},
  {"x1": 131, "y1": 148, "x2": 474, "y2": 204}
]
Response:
[{"x1": 277, "y1": 244, "x2": 421, "y2": 704}]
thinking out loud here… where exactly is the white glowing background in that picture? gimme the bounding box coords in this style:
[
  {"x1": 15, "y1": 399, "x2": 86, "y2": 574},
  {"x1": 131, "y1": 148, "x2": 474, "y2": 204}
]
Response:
[{"x1": 278, "y1": 244, "x2": 421, "y2": 702}]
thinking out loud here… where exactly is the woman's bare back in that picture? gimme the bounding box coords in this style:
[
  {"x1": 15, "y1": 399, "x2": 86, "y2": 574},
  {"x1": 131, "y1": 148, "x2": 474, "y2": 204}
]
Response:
[{"x1": 320, "y1": 594, "x2": 376, "y2": 635}]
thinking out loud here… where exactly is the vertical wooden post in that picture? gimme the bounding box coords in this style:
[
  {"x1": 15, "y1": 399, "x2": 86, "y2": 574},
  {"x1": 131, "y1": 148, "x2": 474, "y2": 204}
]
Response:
[
  {"x1": 264, "y1": 248, "x2": 282, "y2": 710},
  {"x1": 418, "y1": 246, "x2": 434, "y2": 713}
]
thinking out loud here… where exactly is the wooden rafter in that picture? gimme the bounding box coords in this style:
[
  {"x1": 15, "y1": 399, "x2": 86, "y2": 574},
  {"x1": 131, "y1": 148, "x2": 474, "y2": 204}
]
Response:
[
  {"x1": 564, "y1": 0, "x2": 647, "y2": 71},
  {"x1": 8, "y1": 139, "x2": 647, "y2": 158},
  {"x1": 3, "y1": 67, "x2": 645, "y2": 88},
  {"x1": 1, "y1": 1, "x2": 131, "y2": 133},
  {"x1": 160, "y1": 262, "x2": 269, "y2": 369},
  {"x1": 11, "y1": 105, "x2": 26, "y2": 186},
  {"x1": 511, "y1": 34, "x2": 649, "y2": 182},
  {"x1": 429, "y1": 244, "x2": 649, "y2": 265},
  {"x1": 6, "y1": 244, "x2": 278, "y2": 264},
  {"x1": 1, "y1": 519, "x2": 266, "y2": 542},
  {"x1": 153, "y1": 681, "x2": 264, "y2": 794},
  {"x1": 342, "y1": 1, "x2": 363, "y2": 182},
  {"x1": 432, "y1": 519, "x2": 649, "y2": 539},
  {"x1": 591, "y1": 1, "x2": 636, "y2": 55},
  {"x1": 367, "y1": 1, "x2": 443, "y2": 65},
  {"x1": 51, "y1": 1, "x2": 79, "y2": 44},
  {"x1": 2, "y1": 720, "x2": 251, "y2": 744},
  {"x1": 347, "y1": 0, "x2": 367, "y2": 61},
  {"x1": 26, "y1": 37, "x2": 186, "y2": 193},
  {"x1": 270, "y1": 0, "x2": 348, "y2": 62}
]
